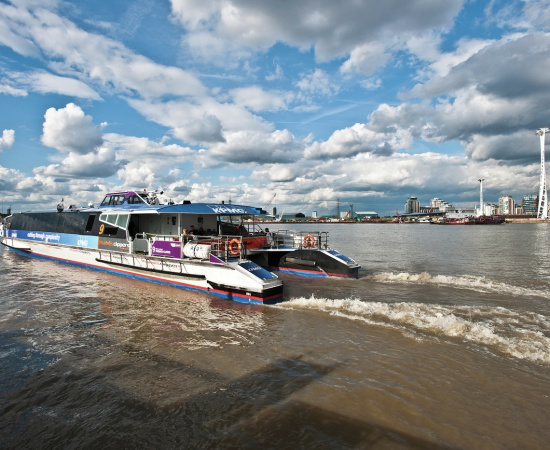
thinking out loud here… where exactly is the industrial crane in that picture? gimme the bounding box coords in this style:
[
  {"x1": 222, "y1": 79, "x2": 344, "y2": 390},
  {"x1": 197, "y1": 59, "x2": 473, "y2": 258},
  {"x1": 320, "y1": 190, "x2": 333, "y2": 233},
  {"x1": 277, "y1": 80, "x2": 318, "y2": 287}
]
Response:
[{"x1": 261, "y1": 193, "x2": 276, "y2": 211}]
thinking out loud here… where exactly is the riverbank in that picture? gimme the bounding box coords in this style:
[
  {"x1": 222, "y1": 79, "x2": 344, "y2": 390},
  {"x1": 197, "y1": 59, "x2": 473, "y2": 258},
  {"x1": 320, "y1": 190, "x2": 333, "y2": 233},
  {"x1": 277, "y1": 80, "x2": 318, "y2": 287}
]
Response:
[{"x1": 505, "y1": 218, "x2": 549, "y2": 223}]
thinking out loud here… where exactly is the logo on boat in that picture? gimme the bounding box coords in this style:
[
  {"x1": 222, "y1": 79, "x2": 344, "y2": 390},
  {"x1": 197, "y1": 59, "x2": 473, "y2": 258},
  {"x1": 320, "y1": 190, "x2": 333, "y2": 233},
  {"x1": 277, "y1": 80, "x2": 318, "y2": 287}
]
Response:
[
  {"x1": 77, "y1": 238, "x2": 89, "y2": 247},
  {"x1": 206, "y1": 205, "x2": 246, "y2": 214},
  {"x1": 27, "y1": 232, "x2": 60, "y2": 242}
]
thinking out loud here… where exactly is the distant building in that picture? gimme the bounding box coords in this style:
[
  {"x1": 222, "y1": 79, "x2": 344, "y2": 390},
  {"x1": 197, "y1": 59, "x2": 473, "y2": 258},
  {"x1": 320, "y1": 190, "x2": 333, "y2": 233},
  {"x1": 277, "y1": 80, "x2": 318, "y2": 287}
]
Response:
[
  {"x1": 271, "y1": 206, "x2": 277, "y2": 216},
  {"x1": 430, "y1": 197, "x2": 454, "y2": 212},
  {"x1": 355, "y1": 211, "x2": 379, "y2": 219},
  {"x1": 405, "y1": 197, "x2": 420, "y2": 214},
  {"x1": 499, "y1": 195, "x2": 514, "y2": 215},
  {"x1": 455, "y1": 208, "x2": 476, "y2": 215},
  {"x1": 278, "y1": 212, "x2": 305, "y2": 221},
  {"x1": 522, "y1": 195, "x2": 538, "y2": 215},
  {"x1": 312, "y1": 211, "x2": 317, "y2": 218},
  {"x1": 484, "y1": 203, "x2": 499, "y2": 215}
]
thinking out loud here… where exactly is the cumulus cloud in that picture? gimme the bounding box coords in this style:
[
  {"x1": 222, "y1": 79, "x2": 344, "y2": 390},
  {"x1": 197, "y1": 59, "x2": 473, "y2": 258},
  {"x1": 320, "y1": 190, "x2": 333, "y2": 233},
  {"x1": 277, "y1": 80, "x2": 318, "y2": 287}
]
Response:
[
  {"x1": 364, "y1": 31, "x2": 550, "y2": 162},
  {"x1": 0, "y1": 129, "x2": 15, "y2": 151},
  {"x1": 408, "y1": 33, "x2": 550, "y2": 100},
  {"x1": 128, "y1": 97, "x2": 273, "y2": 140},
  {"x1": 173, "y1": 115, "x2": 226, "y2": 144},
  {"x1": 0, "y1": 165, "x2": 26, "y2": 191},
  {"x1": 304, "y1": 123, "x2": 402, "y2": 160},
  {"x1": 170, "y1": 0, "x2": 464, "y2": 69},
  {"x1": 296, "y1": 69, "x2": 337, "y2": 98},
  {"x1": 208, "y1": 129, "x2": 305, "y2": 164},
  {"x1": 340, "y1": 42, "x2": 391, "y2": 76},
  {"x1": 463, "y1": 131, "x2": 539, "y2": 161},
  {"x1": 250, "y1": 151, "x2": 540, "y2": 214},
  {"x1": 34, "y1": 146, "x2": 120, "y2": 178},
  {"x1": 104, "y1": 133, "x2": 196, "y2": 161},
  {"x1": 230, "y1": 86, "x2": 291, "y2": 112},
  {"x1": 41, "y1": 103, "x2": 103, "y2": 154},
  {"x1": 251, "y1": 164, "x2": 301, "y2": 182}
]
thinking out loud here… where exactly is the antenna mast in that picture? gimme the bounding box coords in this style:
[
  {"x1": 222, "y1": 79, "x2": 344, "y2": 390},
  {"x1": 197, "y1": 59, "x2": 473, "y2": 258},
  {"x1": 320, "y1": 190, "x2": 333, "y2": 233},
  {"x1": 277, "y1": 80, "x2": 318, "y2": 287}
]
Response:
[
  {"x1": 478, "y1": 178, "x2": 485, "y2": 217},
  {"x1": 536, "y1": 128, "x2": 549, "y2": 220}
]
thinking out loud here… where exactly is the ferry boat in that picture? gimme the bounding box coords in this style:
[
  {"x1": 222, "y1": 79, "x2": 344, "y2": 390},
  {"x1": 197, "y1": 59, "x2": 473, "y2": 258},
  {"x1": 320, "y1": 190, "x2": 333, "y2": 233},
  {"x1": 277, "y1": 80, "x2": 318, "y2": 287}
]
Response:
[
  {"x1": 1, "y1": 190, "x2": 283, "y2": 305},
  {"x1": 1, "y1": 190, "x2": 361, "y2": 303}
]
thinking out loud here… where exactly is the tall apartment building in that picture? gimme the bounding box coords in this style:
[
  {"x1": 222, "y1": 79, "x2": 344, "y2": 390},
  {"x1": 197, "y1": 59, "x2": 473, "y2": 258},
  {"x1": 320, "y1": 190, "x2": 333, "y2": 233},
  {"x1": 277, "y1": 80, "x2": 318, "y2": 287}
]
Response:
[
  {"x1": 498, "y1": 195, "x2": 514, "y2": 215},
  {"x1": 405, "y1": 197, "x2": 420, "y2": 214},
  {"x1": 522, "y1": 195, "x2": 538, "y2": 215}
]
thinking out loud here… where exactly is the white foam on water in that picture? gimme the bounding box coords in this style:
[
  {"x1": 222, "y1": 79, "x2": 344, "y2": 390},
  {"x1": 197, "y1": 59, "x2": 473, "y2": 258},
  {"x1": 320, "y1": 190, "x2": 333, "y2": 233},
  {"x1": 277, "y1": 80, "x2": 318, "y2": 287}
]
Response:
[
  {"x1": 369, "y1": 271, "x2": 549, "y2": 299},
  {"x1": 279, "y1": 295, "x2": 550, "y2": 365}
]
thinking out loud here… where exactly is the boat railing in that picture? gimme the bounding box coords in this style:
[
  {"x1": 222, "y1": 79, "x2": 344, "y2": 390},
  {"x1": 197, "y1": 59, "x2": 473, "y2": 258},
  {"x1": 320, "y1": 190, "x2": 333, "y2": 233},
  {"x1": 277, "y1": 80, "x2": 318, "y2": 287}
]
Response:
[
  {"x1": 267, "y1": 230, "x2": 329, "y2": 250},
  {"x1": 149, "y1": 234, "x2": 179, "y2": 242},
  {"x1": 209, "y1": 235, "x2": 250, "y2": 260},
  {"x1": 238, "y1": 222, "x2": 266, "y2": 235},
  {"x1": 130, "y1": 229, "x2": 330, "y2": 261},
  {"x1": 97, "y1": 249, "x2": 195, "y2": 275}
]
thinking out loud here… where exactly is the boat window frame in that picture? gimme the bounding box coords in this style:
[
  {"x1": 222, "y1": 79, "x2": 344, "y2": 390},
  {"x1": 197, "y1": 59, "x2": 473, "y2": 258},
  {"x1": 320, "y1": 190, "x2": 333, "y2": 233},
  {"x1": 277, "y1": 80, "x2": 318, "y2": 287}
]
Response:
[{"x1": 100, "y1": 212, "x2": 130, "y2": 230}]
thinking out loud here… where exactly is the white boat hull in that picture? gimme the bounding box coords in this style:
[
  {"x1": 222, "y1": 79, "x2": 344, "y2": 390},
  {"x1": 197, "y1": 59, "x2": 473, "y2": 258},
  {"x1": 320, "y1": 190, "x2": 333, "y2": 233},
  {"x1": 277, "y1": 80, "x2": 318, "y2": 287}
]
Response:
[{"x1": 1, "y1": 237, "x2": 283, "y2": 304}]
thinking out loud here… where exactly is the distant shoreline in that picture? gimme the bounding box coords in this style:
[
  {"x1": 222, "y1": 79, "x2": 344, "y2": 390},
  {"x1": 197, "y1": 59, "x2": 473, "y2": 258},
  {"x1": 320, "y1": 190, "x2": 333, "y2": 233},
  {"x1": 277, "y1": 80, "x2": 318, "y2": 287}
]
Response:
[{"x1": 257, "y1": 218, "x2": 549, "y2": 225}]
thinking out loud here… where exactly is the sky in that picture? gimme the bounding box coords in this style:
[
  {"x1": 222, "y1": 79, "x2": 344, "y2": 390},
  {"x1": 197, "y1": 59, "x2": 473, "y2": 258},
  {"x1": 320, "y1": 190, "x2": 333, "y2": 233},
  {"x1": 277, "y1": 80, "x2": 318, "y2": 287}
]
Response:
[{"x1": 1, "y1": 0, "x2": 550, "y2": 216}]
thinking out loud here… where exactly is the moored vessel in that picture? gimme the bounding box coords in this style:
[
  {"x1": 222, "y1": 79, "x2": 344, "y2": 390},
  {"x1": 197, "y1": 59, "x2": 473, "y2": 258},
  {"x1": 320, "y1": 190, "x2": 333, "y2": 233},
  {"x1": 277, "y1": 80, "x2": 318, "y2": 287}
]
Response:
[{"x1": 432, "y1": 215, "x2": 506, "y2": 225}]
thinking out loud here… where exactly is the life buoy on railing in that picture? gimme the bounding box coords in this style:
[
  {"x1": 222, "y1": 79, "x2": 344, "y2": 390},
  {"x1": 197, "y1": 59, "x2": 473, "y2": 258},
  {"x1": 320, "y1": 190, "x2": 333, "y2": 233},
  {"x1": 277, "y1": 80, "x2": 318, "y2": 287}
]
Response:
[
  {"x1": 303, "y1": 234, "x2": 315, "y2": 248},
  {"x1": 229, "y1": 238, "x2": 241, "y2": 256}
]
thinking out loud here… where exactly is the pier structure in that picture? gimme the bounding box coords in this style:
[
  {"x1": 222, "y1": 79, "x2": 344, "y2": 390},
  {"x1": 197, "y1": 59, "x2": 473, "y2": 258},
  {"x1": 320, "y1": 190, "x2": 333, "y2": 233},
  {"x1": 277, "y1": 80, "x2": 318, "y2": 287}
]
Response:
[{"x1": 536, "y1": 128, "x2": 549, "y2": 220}]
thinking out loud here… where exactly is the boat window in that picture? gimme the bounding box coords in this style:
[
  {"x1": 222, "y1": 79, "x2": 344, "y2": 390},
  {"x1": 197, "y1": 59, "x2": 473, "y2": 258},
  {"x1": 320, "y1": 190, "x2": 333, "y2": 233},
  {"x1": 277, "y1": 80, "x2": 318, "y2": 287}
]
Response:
[
  {"x1": 100, "y1": 195, "x2": 126, "y2": 206},
  {"x1": 101, "y1": 226, "x2": 119, "y2": 236},
  {"x1": 85, "y1": 214, "x2": 96, "y2": 232},
  {"x1": 100, "y1": 213, "x2": 129, "y2": 230},
  {"x1": 127, "y1": 195, "x2": 145, "y2": 204},
  {"x1": 116, "y1": 214, "x2": 128, "y2": 228}
]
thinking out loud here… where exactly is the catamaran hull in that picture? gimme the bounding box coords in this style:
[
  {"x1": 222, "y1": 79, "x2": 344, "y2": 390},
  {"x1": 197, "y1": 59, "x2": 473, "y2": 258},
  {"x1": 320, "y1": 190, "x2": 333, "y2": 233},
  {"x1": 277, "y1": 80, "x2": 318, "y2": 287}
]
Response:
[
  {"x1": 1, "y1": 238, "x2": 283, "y2": 305},
  {"x1": 248, "y1": 248, "x2": 360, "y2": 278}
]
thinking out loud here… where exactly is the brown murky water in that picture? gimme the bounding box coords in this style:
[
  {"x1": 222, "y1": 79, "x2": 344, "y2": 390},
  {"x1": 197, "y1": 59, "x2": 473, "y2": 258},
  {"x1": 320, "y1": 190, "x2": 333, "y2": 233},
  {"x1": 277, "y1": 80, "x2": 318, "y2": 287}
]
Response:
[{"x1": 1, "y1": 223, "x2": 550, "y2": 448}]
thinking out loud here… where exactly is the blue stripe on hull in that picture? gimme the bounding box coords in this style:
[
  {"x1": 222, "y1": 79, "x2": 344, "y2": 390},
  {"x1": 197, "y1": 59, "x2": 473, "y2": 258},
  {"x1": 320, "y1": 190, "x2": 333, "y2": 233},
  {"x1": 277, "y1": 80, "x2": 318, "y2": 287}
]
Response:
[
  {"x1": 270, "y1": 266, "x2": 328, "y2": 277},
  {"x1": 268, "y1": 265, "x2": 358, "y2": 278},
  {"x1": 6, "y1": 246, "x2": 279, "y2": 305}
]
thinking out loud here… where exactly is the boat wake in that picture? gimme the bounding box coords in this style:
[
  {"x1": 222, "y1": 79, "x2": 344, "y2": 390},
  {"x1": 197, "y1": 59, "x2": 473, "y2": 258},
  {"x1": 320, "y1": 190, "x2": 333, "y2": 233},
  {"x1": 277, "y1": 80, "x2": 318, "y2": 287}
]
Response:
[
  {"x1": 368, "y1": 271, "x2": 550, "y2": 299},
  {"x1": 279, "y1": 295, "x2": 550, "y2": 365}
]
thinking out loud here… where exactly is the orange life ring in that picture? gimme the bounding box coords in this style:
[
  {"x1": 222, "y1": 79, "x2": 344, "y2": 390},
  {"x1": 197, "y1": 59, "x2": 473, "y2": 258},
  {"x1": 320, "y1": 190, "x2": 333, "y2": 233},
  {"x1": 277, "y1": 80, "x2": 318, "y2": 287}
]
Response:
[
  {"x1": 229, "y1": 238, "x2": 241, "y2": 256},
  {"x1": 303, "y1": 234, "x2": 315, "y2": 248},
  {"x1": 99, "y1": 224, "x2": 105, "y2": 235}
]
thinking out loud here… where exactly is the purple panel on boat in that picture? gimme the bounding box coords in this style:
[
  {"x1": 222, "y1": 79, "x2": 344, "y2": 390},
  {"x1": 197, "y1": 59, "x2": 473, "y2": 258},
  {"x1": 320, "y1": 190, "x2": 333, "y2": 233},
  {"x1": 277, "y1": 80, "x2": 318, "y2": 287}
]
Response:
[{"x1": 151, "y1": 240, "x2": 181, "y2": 258}]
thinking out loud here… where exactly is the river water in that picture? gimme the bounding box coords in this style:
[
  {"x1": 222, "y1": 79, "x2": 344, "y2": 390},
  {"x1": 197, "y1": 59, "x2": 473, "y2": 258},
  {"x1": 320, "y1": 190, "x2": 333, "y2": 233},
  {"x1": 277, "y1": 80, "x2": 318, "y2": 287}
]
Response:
[{"x1": 1, "y1": 223, "x2": 549, "y2": 449}]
